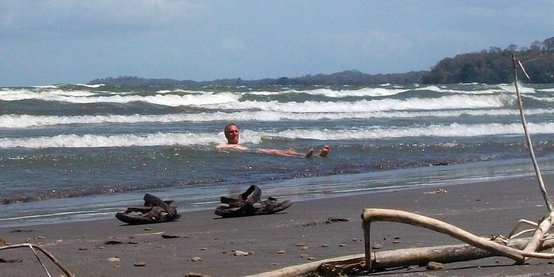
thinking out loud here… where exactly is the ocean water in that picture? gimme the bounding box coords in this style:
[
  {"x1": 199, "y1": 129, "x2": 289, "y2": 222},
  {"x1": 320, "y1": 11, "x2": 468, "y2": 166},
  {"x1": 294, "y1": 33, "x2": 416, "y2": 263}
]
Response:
[{"x1": 2, "y1": 82, "x2": 554, "y2": 227}]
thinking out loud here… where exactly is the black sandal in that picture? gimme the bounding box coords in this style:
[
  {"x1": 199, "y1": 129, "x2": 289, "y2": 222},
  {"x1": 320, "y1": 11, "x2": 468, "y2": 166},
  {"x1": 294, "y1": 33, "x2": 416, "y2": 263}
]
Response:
[
  {"x1": 215, "y1": 185, "x2": 292, "y2": 218},
  {"x1": 116, "y1": 194, "x2": 180, "y2": 225}
]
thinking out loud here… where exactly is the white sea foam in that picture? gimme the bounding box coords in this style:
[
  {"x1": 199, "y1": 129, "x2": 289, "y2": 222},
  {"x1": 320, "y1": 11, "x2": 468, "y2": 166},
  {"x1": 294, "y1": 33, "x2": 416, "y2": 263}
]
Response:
[
  {"x1": 254, "y1": 122, "x2": 554, "y2": 141},
  {"x1": 1, "y1": 88, "x2": 513, "y2": 113},
  {"x1": 0, "y1": 86, "x2": 518, "y2": 112},
  {"x1": 251, "y1": 87, "x2": 409, "y2": 98},
  {"x1": 0, "y1": 132, "x2": 221, "y2": 149},
  {"x1": 415, "y1": 84, "x2": 511, "y2": 95},
  {"x1": 525, "y1": 95, "x2": 554, "y2": 103},
  {"x1": 50, "y1": 90, "x2": 95, "y2": 97},
  {"x1": 210, "y1": 94, "x2": 511, "y2": 113},
  {"x1": 2, "y1": 122, "x2": 554, "y2": 149},
  {"x1": 0, "y1": 89, "x2": 94, "y2": 100},
  {"x1": 31, "y1": 85, "x2": 59, "y2": 89},
  {"x1": 3, "y1": 108, "x2": 553, "y2": 129},
  {"x1": 76, "y1": 84, "x2": 104, "y2": 88},
  {"x1": 0, "y1": 89, "x2": 240, "y2": 106},
  {"x1": 498, "y1": 83, "x2": 537, "y2": 94}
]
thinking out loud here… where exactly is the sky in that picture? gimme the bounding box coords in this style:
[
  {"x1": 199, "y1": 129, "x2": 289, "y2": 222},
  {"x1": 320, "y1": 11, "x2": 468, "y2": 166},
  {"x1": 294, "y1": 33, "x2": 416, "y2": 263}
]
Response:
[{"x1": 0, "y1": 0, "x2": 552, "y2": 87}]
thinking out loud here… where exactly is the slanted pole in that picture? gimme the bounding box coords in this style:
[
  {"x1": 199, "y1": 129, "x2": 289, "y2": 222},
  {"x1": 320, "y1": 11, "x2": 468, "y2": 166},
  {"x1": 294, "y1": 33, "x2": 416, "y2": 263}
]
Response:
[{"x1": 511, "y1": 53, "x2": 553, "y2": 212}]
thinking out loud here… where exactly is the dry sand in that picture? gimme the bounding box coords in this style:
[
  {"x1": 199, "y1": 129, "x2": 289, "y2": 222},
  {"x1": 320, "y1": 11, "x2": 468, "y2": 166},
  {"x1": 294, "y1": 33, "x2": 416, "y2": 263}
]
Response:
[{"x1": 2, "y1": 174, "x2": 554, "y2": 276}]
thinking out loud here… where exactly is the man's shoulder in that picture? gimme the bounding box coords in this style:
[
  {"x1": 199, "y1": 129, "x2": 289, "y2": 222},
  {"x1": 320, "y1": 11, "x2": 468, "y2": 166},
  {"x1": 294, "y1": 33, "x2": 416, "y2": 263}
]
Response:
[{"x1": 216, "y1": 143, "x2": 248, "y2": 150}]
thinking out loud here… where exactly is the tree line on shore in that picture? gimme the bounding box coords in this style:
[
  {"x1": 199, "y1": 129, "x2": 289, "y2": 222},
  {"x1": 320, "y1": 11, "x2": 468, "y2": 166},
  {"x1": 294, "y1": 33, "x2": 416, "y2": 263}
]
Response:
[
  {"x1": 89, "y1": 37, "x2": 554, "y2": 87},
  {"x1": 422, "y1": 37, "x2": 554, "y2": 84}
]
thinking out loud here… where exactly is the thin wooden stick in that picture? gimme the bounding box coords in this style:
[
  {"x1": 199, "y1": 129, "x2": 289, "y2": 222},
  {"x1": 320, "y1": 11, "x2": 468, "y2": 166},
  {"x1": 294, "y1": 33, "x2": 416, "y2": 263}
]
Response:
[
  {"x1": 520, "y1": 211, "x2": 554, "y2": 263},
  {"x1": 0, "y1": 243, "x2": 73, "y2": 277},
  {"x1": 363, "y1": 220, "x2": 372, "y2": 270},
  {"x1": 29, "y1": 244, "x2": 53, "y2": 277},
  {"x1": 511, "y1": 53, "x2": 553, "y2": 211},
  {"x1": 508, "y1": 219, "x2": 538, "y2": 239},
  {"x1": 512, "y1": 53, "x2": 554, "y2": 262}
]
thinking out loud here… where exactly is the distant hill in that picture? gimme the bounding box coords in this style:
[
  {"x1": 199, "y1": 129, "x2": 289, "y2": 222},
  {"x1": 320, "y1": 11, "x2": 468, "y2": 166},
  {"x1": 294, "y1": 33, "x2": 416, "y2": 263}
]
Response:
[
  {"x1": 89, "y1": 36, "x2": 554, "y2": 86},
  {"x1": 88, "y1": 70, "x2": 427, "y2": 87}
]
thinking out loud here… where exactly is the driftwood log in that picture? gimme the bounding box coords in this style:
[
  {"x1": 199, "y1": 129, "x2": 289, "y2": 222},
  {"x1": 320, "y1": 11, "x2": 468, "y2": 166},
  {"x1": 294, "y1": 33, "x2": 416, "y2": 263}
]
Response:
[
  {"x1": 361, "y1": 209, "x2": 554, "y2": 269},
  {"x1": 246, "y1": 236, "x2": 554, "y2": 277}
]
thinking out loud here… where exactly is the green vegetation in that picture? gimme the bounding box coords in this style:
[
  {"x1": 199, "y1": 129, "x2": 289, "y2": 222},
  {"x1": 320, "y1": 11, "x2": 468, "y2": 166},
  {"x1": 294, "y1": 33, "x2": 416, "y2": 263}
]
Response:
[
  {"x1": 89, "y1": 37, "x2": 554, "y2": 86},
  {"x1": 422, "y1": 37, "x2": 554, "y2": 84}
]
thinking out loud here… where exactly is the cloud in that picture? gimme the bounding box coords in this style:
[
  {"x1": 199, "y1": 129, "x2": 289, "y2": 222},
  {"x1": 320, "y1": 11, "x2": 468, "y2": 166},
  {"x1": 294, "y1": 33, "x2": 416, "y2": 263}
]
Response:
[
  {"x1": 1, "y1": 0, "x2": 552, "y2": 86},
  {"x1": 219, "y1": 36, "x2": 249, "y2": 54},
  {"x1": 1, "y1": 0, "x2": 203, "y2": 39}
]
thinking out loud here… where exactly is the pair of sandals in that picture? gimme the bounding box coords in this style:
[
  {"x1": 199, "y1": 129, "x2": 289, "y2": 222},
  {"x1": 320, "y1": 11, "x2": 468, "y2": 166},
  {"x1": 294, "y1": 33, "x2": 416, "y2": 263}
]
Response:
[
  {"x1": 115, "y1": 185, "x2": 291, "y2": 224},
  {"x1": 215, "y1": 185, "x2": 292, "y2": 218}
]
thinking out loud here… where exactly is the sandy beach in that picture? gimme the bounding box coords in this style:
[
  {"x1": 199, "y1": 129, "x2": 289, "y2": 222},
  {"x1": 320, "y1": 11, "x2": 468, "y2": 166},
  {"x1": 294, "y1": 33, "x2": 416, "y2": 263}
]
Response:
[{"x1": 3, "y1": 174, "x2": 554, "y2": 276}]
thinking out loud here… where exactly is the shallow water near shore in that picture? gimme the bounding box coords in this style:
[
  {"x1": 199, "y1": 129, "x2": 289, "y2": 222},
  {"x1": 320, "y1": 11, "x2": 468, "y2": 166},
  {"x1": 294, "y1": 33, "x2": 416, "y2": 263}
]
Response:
[
  {"x1": 1, "y1": 155, "x2": 550, "y2": 228},
  {"x1": 2, "y1": 83, "x2": 554, "y2": 227}
]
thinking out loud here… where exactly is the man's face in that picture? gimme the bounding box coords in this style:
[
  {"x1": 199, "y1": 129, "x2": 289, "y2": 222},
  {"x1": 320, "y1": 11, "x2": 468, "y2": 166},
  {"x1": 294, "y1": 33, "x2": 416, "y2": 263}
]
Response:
[{"x1": 226, "y1": 125, "x2": 240, "y2": 144}]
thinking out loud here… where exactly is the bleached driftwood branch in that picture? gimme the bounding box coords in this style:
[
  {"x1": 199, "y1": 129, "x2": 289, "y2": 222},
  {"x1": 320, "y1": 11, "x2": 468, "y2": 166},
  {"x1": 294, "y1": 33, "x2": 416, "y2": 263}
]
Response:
[
  {"x1": 0, "y1": 243, "x2": 73, "y2": 277},
  {"x1": 322, "y1": 235, "x2": 554, "y2": 275},
  {"x1": 246, "y1": 235, "x2": 554, "y2": 277},
  {"x1": 362, "y1": 209, "x2": 554, "y2": 268},
  {"x1": 247, "y1": 207, "x2": 554, "y2": 276},
  {"x1": 511, "y1": 53, "x2": 554, "y2": 262},
  {"x1": 511, "y1": 53, "x2": 553, "y2": 212}
]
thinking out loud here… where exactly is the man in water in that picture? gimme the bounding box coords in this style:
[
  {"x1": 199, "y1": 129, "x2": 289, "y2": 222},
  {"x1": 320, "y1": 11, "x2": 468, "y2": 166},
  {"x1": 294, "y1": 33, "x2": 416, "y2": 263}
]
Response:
[{"x1": 216, "y1": 123, "x2": 330, "y2": 158}]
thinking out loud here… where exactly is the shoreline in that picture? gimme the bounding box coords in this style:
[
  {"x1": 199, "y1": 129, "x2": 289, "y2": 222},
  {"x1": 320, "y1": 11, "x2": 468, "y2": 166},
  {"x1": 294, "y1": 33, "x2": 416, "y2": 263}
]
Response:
[
  {"x1": 2, "y1": 155, "x2": 547, "y2": 229},
  {"x1": 2, "y1": 175, "x2": 554, "y2": 276}
]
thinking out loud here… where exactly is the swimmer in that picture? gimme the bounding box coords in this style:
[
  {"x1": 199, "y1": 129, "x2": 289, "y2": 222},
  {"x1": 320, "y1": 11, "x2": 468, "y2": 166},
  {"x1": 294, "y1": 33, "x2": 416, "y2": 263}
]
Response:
[{"x1": 216, "y1": 123, "x2": 330, "y2": 158}]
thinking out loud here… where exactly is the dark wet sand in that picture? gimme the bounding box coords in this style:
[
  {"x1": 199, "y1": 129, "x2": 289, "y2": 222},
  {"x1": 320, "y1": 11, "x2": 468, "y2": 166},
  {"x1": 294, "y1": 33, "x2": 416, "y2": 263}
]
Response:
[{"x1": 2, "y1": 174, "x2": 554, "y2": 276}]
